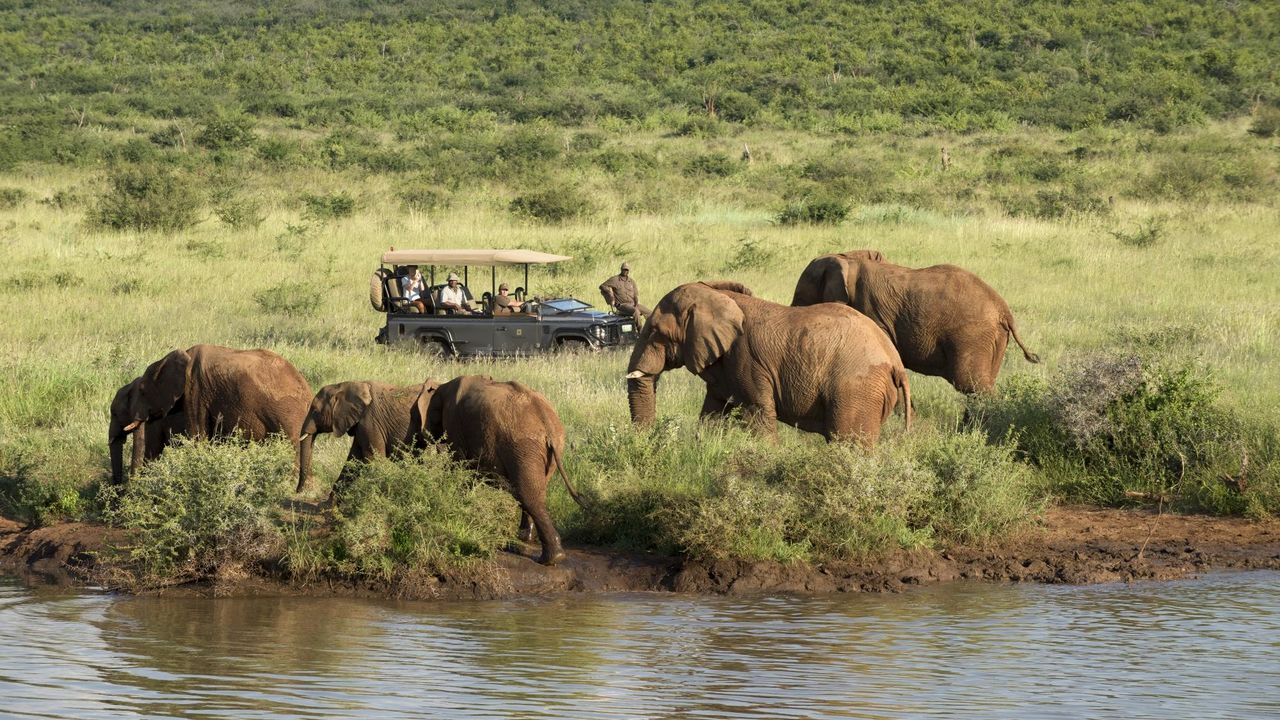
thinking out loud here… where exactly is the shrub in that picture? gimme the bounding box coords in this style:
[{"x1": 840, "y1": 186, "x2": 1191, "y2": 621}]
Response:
[
  {"x1": 397, "y1": 179, "x2": 451, "y2": 213},
  {"x1": 674, "y1": 115, "x2": 724, "y2": 138},
  {"x1": 256, "y1": 138, "x2": 297, "y2": 165},
  {"x1": 90, "y1": 165, "x2": 203, "y2": 232},
  {"x1": 254, "y1": 281, "x2": 322, "y2": 315},
  {"x1": 1000, "y1": 187, "x2": 1108, "y2": 221},
  {"x1": 0, "y1": 438, "x2": 94, "y2": 526},
  {"x1": 509, "y1": 184, "x2": 594, "y2": 223},
  {"x1": 100, "y1": 438, "x2": 291, "y2": 580},
  {"x1": 720, "y1": 236, "x2": 777, "y2": 272},
  {"x1": 969, "y1": 352, "x2": 1271, "y2": 514},
  {"x1": 301, "y1": 191, "x2": 356, "y2": 220},
  {"x1": 775, "y1": 198, "x2": 849, "y2": 225},
  {"x1": 1248, "y1": 107, "x2": 1280, "y2": 138},
  {"x1": 684, "y1": 153, "x2": 739, "y2": 178},
  {"x1": 288, "y1": 453, "x2": 517, "y2": 580},
  {"x1": 1109, "y1": 217, "x2": 1166, "y2": 247},
  {"x1": 213, "y1": 195, "x2": 266, "y2": 230},
  {"x1": 0, "y1": 187, "x2": 30, "y2": 209},
  {"x1": 196, "y1": 112, "x2": 256, "y2": 150}
]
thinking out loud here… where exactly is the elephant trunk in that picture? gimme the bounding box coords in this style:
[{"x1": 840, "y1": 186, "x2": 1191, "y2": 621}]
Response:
[
  {"x1": 627, "y1": 374, "x2": 658, "y2": 427},
  {"x1": 129, "y1": 421, "x2": 147, "y2": 479},
  {"x1": 297, "y1": 433, "x2": 314, "y2": 493}
]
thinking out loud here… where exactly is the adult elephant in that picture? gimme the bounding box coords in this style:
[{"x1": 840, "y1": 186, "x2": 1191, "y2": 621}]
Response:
[
  {"x1": 108, "y1": 377, "x2": 187, "y2": 485},
  {"x1": 625, "y1": 281, "x2": 911, "y2": 444},
  {"x1": 107, "y1": 344, "x2": 312, "y2": 484},
  {"x1": 791, "y1": 250, "x2": 1040, "y2": 393},
  {"x1": 296, "y1": 379, "x2": 440, "y2": 493},
  {"x1": 426, "y1": 375, "x2": 587, "y2": 566}
]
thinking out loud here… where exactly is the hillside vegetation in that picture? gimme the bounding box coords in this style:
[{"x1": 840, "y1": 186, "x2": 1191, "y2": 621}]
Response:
[{"x1": 0, "y1": 0, "x2": 1278, "y2": 585}]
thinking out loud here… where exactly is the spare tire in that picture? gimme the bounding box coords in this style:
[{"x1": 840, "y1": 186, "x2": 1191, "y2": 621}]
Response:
[{"x1": 369, "y1": 268, "x2": 391, "y2": 311}]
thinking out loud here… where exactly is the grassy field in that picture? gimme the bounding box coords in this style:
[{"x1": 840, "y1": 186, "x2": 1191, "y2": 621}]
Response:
[{"x1": 1, "y1": 118, "x2": 1278, "y2": 580}]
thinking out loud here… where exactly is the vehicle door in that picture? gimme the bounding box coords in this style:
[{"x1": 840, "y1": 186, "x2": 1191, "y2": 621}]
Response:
[{"x1": 492, "y1": 313, "x2": 541, "y2": 354}]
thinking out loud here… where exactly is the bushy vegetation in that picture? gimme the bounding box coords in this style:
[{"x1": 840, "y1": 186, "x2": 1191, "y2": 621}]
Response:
[
  {"x1": 99, "y1": 439, "x2": 292, "y2": 581},
  {"x1": 970, "y1": 352, "x2": 1279, "y2": 517},
  {"x1": 90, "y1": 166, "x2": 203, "y2": 232},
  {"x1": 287, "y1": 453, "x2": 518, "y2": 581}
]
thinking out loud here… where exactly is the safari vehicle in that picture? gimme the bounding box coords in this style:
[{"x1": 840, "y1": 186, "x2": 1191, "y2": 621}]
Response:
[{"x1": 370, "y1": 249, "x2": 640, "y2": 357}]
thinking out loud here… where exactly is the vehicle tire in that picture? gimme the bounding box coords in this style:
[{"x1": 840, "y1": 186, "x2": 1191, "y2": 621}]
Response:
[
  {"x1": 555, "y1": 337, "x2": 597, "y2": 354},
  {"x1": 370, "y1": 269, "x2": 391, "y2": 311},
  {"x1": 419, "y1": 336, "x2": 454, "y2": 358}
]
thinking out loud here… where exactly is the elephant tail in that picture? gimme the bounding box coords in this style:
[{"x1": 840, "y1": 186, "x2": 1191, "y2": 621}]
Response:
[
  {"x1": 894, "y1": 366, "x2": 913, "y2": 432},
  {"x1": 548, "y1": 440, "x2": 589, "y2": 510},
  {"x1": 1005, "y1": 315, "x2": 1041, "y2": 364}
]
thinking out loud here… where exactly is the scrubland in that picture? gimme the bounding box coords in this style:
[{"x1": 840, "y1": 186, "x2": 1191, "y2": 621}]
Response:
[{"x1": 0, "y1": 0, "x2": 1278, "y2": 585}]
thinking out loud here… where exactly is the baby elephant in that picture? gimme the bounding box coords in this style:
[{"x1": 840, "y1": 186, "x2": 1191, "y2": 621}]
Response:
[
  {"x1": 297, "y1": 379, "x2": 440, "y2": 493},
  {"x1": 427, "y1": 375, "x2": 586, "y2": 566}
]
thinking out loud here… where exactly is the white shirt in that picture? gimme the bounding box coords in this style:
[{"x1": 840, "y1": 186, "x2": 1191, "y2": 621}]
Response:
[
  {"x1": 401, "y1": 275, "x2": 424, "y2": 301},
  {"x1": 439, "y1": 284, "x2": 467, "y2": 306}
]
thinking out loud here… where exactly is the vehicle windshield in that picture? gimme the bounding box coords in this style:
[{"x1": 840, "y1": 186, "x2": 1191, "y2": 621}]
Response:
[{"x1": 540, "y1": 298, "x2": 593, "y2": 313}]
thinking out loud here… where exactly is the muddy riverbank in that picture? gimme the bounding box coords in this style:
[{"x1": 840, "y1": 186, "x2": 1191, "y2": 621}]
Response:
[{"x1": 2, "y1": 507, "x2": 1278, "y2": 599}]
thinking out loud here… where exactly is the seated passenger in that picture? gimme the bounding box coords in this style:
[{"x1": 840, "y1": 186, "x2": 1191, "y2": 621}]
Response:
[
  {"x1": 437, "y1": 272, "x2": 474, "y2": 314},
  {"x1": 492, "y1": 283, "x2": 524, "y2": 313},
  {"x1": 400, "y1": 265, "x2": 427, "y2": 313}
]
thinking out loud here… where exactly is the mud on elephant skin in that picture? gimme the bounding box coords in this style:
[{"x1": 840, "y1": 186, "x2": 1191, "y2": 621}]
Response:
[
  {"x1": 791, "y1": 250, "x2": 1039, "y2": 393},
  {"x1": 297, "y1": 379, "x2": 440, "y2": 493},
  {"x1": 107, "y1": 344, "x2": 312, "y2": 485},
  {"x1": 426, "y1": 375, "x2": 587, "y2": 566},
  {"x1": 625, "y1": 280, "x2": 911, "y2": 445}
]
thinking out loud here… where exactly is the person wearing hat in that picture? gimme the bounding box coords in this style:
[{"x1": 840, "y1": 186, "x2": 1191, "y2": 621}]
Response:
[
  {"x1": 437, "y1": 272, "x2": 473, "y2": 314},
  {"x1": 492, "y1": 282, "x2": 524, "y2": 313},
  {"x1": 599, "y1": 262, "x2": 649, "y2": 324}
]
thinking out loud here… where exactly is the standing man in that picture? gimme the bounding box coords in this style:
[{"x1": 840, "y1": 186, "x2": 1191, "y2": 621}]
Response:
[{"x1": 599, "y1": 262, "x2": 649, "y2": 324}]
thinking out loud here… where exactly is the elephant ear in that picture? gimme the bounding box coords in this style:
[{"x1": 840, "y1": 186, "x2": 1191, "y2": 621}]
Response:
[
  {"x1": 820, "y1": 256, "x2": 852, "y2": 304},
  {"x1": 139, "y1": 349, "x2": 191, "y2": 419},
  {"x1": 330, "y1": 382, "x2": 373, "y2": 437},
  {"x1": 425, "y1": 385, "x2": 447, "y2": 441},
  {"x1": 414, "y1": 380, "x2": 440, "y2": 437},
  {"x1": 678, "y1": 285, "x2": 744, "y2": 375}
]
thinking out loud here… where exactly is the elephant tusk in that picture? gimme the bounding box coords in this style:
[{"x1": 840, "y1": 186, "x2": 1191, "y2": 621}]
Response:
[
  {"x1": 625, "y1": 370, "x2": 647, "y2": 379},
  {"x1": 299, "y1": 433, "x2": 310, "y2": 441},
  {"x1": 122, "y1": 419, "x2": 142, "y2": 432}
]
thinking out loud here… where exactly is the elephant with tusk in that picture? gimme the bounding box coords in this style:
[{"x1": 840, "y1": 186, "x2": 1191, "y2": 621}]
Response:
[
  {"x1": 107, "y1": 344, "x2": 312, "y2": 485},
  {"x1": 626, "y1": 280, "x2": 911, "y2": 445},
  {"x1": 791, "y1": 250, "x2": 1040, "y2": 393},
  {"x1": 296, "y1": 379, "x2": 440, "y2": 494}
]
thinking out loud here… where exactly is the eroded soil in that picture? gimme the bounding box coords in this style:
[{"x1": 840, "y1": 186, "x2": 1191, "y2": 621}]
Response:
[{"x1": 2, "y1": 507, "x2": 1278, "y2": 599}]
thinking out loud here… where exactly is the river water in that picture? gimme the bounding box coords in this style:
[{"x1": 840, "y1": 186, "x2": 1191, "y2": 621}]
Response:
[{"x1": 1, "y1": 571, "x2": 1277, "y2": 719}]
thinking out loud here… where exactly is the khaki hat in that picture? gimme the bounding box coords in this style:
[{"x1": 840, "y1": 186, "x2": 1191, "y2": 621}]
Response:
[
  {"x1": 499, "y1": 282, "x2": 509, "y2": 291},
  {"x1": 447, "y1": 272, "x2": 460, "y2": 281},
  {"x1": 620, "y1": 262, "x2": 631, "y2": 271}
]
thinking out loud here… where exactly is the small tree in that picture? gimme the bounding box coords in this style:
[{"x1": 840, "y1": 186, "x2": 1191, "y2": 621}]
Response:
[{"x1": 91, "y1": 166, "x2": 202, "y2": 232}]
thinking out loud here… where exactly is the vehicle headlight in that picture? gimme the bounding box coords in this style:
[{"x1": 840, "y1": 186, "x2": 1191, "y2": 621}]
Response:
[{"x1": 591, "y1": 325, "x2": 606, "y2": 338}]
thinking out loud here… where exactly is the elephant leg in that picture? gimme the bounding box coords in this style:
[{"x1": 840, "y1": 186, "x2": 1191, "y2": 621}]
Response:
[
  {"x1": 949, "y1": 345, "x2": 998, "y2": 394},
  {"x1": 699, "y1": 392, "x2": 736, "y2": 421},
  {"x1": 517, "y1": 511, "x2": 535, "y2": 543},
  {"x1": 824, "y1": 397, "x2": 878, "y2": 447},
  {"x1": 514, "y1": 481, "x2": 564, "y2": 566},
  {"x1": 742, "y1": 402, "x2": 778, "y2": 440},
  {"x1": 329, "y1": 444, "x2": 361, "y2": 502}
]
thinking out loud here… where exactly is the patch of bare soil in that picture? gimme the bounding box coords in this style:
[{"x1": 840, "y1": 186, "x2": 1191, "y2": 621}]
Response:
[{"x1": 2, "y1": 507, "x2": 1278, "y2": 599}]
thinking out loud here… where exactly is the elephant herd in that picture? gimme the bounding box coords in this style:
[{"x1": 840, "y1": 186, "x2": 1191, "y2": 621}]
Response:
[{"x1": 108, "y1": 249, "x2": 1037, "y2": 565}]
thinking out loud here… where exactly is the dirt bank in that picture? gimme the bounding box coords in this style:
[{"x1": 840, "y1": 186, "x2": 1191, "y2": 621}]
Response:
[{"x1": 2, "y1": 508, "x2": 1278, "y2": 599}]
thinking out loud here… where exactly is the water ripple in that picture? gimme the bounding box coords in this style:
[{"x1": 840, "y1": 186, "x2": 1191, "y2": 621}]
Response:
[{"x1": 0, "y1": 572, "x2": 1277, "y2": 719}]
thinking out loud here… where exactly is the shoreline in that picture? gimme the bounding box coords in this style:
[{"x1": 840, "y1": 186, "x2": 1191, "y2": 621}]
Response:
[{"x1": 2, "y1": 507, "x2": 1278, "y2": 599}]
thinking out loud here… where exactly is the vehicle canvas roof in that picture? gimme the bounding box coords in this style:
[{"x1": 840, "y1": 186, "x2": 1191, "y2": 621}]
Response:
[{"x1": 381, "y1": 249, "x2": 573, "y2": 266}]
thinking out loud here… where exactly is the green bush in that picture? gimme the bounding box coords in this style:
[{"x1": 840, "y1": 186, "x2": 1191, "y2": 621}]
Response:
[
  {"x1": 254, "y1": 281, "x2": 322, "y2": 315},
  {"x1": 1248, "y1": 107, "x2": 1280, "y2": 138},
  {"x1": 301, "y1": 191, "x2": 356, "y2": 220},
  {"x1": 721, "y1": 236, "x2": 777, "y2": 272},
  {"x1": 1109, "y1": 216, "x2": 1166, "y2": 247},
  {"x1": 970, "y1": 353, "x2": 1274, "y2": 515},
  {"x1": 90, "y1": 166, "x2": 203, "y2": 232},
  {"x1": 0, "y1": 437, "x2": 94, "y2": 526},
  {"x1": 509, "y1": 184, "x2": 594, "y2": 223},
  {"x1": 684, "y1": 153, "x2": 740, "y2": 178},
  {"x1": 196, "y1": 112, "x2": 256, "y2": 150},
  {"x1": 0, "y1": 187, "x2": 30, "y2": 209},
  {"x1": 397, "y1": 179, "x2": 452, "y2": 213},
  {"x1": 100, "y1": 438, "x2": 291, "y2": 580},
  {"x1": 775, "y1": 198, "x2": 849, "y2": 225},
  {"x1": 288, "y1": 453, "x2": 517, "y2": 580}
]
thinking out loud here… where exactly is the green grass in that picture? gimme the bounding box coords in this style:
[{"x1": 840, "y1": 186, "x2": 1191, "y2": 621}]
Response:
[{"x1": 2, "y1": 0, "x2": 1277, "y2": 581}]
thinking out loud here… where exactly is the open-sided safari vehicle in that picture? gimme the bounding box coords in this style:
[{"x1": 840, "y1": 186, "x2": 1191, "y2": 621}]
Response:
[{"x1": 370, "y1": 249, "x2": 640, "y2": 357}]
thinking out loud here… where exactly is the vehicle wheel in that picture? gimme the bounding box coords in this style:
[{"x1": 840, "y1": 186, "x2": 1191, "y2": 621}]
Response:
[
  {"x1": 419, "y1": 336, "x2": 454, "y2": 358},
  {"x1": 556, "y1": 338, "x2": 597, "y2": 354}
]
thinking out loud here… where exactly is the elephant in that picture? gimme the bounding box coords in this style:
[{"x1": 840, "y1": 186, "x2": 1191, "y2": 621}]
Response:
[
  {"x1": 108, "y1": 377, "x2": 187, "y2": 484},
  {"x1": 426, "y1": 375, "x2": 587, "y2": 566},
  {"x1": 107, "y1": 344, "x2": 312, "y2": 485},
  {"x1": 625, "y1": 281, "x2": 911, "y2": 445},
  {"x1": 791, "y1": 250, "x2": 1040, "y2": 393},
  {"x1": 296, "y1": 379, "x2": 440, "y2": 493}
]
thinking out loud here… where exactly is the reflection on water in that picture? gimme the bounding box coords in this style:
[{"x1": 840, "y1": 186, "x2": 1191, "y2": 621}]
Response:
[{"x1": 1, "y1": 572, "x2": 1278, "y2": 719}]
